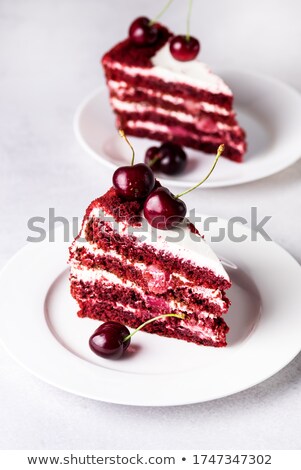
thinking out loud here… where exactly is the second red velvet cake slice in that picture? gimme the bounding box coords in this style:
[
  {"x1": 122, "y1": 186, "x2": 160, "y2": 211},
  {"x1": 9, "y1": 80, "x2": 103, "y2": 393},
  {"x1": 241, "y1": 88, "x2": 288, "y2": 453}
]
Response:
[{"x1": 102, "y1": 22, "x2": 247, "y2": 162}]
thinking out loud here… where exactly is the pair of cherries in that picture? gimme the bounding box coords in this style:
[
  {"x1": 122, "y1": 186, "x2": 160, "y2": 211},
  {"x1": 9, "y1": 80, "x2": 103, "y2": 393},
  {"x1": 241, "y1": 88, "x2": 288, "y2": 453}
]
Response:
[
  {"x1": 113, "y1": 134, "x2": 187, "y2": 230},
  {"x1": 129, "y1": 16, "x2": 200, "y2": 61},
  {"x1": 113, "y1": 162, "x2": 186, "y2": 230}
]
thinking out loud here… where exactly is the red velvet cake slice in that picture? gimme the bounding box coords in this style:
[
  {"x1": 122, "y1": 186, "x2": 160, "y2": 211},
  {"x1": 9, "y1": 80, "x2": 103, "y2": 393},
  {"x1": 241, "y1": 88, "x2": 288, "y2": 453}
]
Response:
[
  {"x1": 69, "y1": 187, "x2": 231, "y2": 347},
  {"x1": 102, "y1": 23, "x2": 247, "y2": 162}
]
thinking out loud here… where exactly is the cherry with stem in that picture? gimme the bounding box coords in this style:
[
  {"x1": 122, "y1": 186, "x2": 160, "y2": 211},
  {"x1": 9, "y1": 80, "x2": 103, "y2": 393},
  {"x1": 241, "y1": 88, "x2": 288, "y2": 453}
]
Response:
[
  {"x1": 89, "y1": 314, "x2": 185, "y2": 359},
  {"x1": 170, "y1": 0, "x2": 200, "y2": 61},
  {"x1": 129, "y1": 0, "x2": 175, "y2": 46},
  {"x1": 144, "y1": 145, "x2": 225, "y2": 229},
  {"x1": 112, "y1": 129, "x2": 155, "y2": 199}
]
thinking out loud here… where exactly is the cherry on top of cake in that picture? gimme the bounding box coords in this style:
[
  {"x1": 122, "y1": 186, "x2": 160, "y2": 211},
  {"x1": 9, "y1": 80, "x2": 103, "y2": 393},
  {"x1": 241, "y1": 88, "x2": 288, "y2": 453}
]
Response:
[
  {"x1": 84, "y1": 183, "x2": 202, "y2": 237},
  {"x1": 102, "y1": 21, "x2": 172, "y2": 68},
  {"x1": 102, "y1": 11, "x2": 201, "y2": 68},
  {"x1": 101, "y1": 17, "x2": 233, "y2": 101}
]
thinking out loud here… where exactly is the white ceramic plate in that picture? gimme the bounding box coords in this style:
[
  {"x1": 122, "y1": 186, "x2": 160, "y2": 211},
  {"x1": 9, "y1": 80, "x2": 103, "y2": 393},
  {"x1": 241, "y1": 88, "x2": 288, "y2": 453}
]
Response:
[
  {"x1": 74, "y1": 71, "x2": 301, "y2": 188},
  {"x1": 1, "y1": 219, "x2": 301, "y2": 406}
]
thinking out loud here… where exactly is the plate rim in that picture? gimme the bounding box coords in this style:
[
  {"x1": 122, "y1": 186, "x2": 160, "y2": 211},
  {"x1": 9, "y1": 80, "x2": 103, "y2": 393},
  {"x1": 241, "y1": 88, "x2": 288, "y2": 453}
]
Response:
[
  {"x1": 1, "y1": 219, "x2": 301, "y2": 406},
  {"x1": 74, "y1": 69, "x2": 301, "y2": 188}
]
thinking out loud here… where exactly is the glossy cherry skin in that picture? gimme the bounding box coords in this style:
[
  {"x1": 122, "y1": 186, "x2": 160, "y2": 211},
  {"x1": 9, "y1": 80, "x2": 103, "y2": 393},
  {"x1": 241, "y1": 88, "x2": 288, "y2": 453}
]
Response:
[
  {"x1": 170, "y1": 35, "x2": 200, "y2": 61},
  {"x1": 129, "y1": 17, "x2": 159, "y2": 46},
  {"x1": 144, "y1": 146, "x2": 162, "y2": 172},
  {"x1": 89, "y1": 322, "x2": 131, "y2": 359},
  {"x1": 113, "y1": 163, "x2": 155, "y2": 199},
  {"x1": 159, "y1": 142, "x2": 187, "y2": 175},
  {"x1": 145, "y1": 143, "x2": 187, "y2": 175},
  {"x1": 143, "y1": 187, "x2": 187, "y2": 230}
]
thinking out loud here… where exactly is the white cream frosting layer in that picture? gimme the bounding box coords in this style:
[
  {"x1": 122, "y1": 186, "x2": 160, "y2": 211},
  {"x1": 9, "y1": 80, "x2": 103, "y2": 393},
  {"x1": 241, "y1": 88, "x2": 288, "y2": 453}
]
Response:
[
  {"x1": 70, "y1": 260, "x2": 225, "y2": 309},
  {"x1": 70, "y1": 266, "x2": 222, "y2": 318},
  {"x1": 151, "y1": 44, "x2": 232, "y2": 96},
  {"x1": 125, "y1": 120, "x2": 245, "y2": 153},
  {"x1": 110, "y1": 96, "x2": 238, "y2": 133},
  {"x1": 106, "y1": 43, "x2": 232, "y2": 96},
  {"x1": 76, "y1": 207, "x2": 229, "y2": 282}
]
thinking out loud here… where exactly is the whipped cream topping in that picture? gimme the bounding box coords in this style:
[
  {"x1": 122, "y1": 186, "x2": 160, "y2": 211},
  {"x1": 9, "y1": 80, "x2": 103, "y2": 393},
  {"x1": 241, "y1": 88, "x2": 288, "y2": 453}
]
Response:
[{"x1": 151, "y1": 44, "x2": 232, "y2": 96}]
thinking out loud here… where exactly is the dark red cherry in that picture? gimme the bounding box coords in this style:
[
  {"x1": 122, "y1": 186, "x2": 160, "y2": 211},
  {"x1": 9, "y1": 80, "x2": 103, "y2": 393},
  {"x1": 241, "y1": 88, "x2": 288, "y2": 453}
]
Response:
[
  {"x1": 170, "y1": 35, "x2": 200, "y2": 61},
  {"x1": 89, "y1": 321, "x2": 131, "y2": 359},
  {"x1": 113, "y1": 163, "x2": 155, "y2": 199},
  {"x1": 145, "y1": 143, "x2": 187, "y2": 175},
  {"x1": 144, "y1": 187, "x2": 187, "y2": 230},
  {"x1": 159, "y1": 142, "x2": 187, "y2": 175},
  {"x1": 129, "y1": 17, "x2": 159, "y2": 46},
  {"x1": 144, "y1": 146, "x2": 162, "y2": 171}
]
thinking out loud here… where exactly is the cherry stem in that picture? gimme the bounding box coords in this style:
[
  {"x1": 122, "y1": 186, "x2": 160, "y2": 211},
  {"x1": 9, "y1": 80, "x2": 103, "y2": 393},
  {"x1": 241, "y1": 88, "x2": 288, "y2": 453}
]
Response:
[
  {"x1": 119, "y1": 129, "x2": 135, "y2": 166},
  {"x1": 148, "y1": 154, "x2": 162, "y2": 168},
  {"x1": 149, "y1": 0, "x2": 175, "y2": 26},
  {"x1": 186, "y1": 0, "x2": 193, "y2": 42},
  {"x1": 176, "y1": 144, "x2": 225, "y2": 198},
  {"x1": 123, "y1": 313, "x2": 185, "y2": 342}
]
